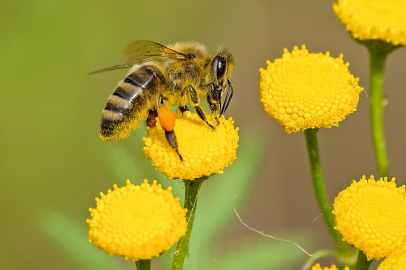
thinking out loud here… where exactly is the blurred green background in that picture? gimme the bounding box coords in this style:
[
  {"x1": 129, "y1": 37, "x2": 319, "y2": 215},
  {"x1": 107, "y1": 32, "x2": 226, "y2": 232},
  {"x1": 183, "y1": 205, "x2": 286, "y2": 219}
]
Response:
[{"x1": 1, "y1": 0, "x2": 405, "y2": 269}]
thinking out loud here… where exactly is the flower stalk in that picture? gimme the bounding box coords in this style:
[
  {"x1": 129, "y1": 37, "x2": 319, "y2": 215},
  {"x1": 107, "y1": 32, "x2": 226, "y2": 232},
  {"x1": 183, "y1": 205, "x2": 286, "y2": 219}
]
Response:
[
  {"x1": 304, "y1": 129, "x2": 348, "y2": 255},
  {"x1": 354, "y1": 250, "x2": 372, "y2": 270},
  {"x1": 353, "y1": 39, "x2": 400, "y2": 179},
  {"x1": 135, "y1": 260, "x2": 151, "y2": 270},
  {"x1": 172, "y1": 177, "x2": 207, "y2": 270},
  {"x1": 368, "y1": 46, "x2": 390, "y2": 178}
]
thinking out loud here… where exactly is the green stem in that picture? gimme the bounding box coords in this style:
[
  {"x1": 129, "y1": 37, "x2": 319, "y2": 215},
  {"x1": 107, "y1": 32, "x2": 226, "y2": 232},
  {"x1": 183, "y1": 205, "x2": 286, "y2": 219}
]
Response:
[
  {"x1": 369, "y1": 48, "x2": 390, "y2": 178},
  {"x1": 354, "y1": 250, "x2": 372, "y2": 270},
  {"x1": 353, "y1": 39, "x2": 399, "y2": 270},
  {"x1": 171, "y1": 177, "x2": 206, "y2": 270},
  {"x1": 135, "y1": 260, "x2": 151, "y2": 270},
  {"x1": 304, "y1": 129, "x2": 348, "y2": 255}
]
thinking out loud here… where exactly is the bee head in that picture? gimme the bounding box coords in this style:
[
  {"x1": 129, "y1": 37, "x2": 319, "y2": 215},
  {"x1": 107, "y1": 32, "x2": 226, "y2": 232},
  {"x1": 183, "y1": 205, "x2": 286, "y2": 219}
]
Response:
[{"x1": 212, "y1": 47, "x2": 234, "y2": 87}]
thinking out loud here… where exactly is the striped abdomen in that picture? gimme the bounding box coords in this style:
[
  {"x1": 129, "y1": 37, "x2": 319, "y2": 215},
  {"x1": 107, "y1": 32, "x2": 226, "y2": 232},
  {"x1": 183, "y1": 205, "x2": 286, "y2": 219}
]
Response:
[{"x1": 100, "y1": 65, "x2": 163, "y2": 141}]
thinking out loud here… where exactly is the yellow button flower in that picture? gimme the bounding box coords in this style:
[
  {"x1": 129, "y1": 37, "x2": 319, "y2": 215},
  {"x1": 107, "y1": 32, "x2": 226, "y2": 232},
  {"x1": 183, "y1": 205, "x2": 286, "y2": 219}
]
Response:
[
  {"x1": 378, "y1": 245, "x2": 406, "y2": 270},
  {"x1": 333, "y1": 0, "x2": 406, "y2": 46},
  {"x1": 143, "y1": 110, "x2": 239, "y2": 180},
  {"x1": 333, "y1": 175, "x2": 406, "y2": 260},
  {"x1": 87, "y1": 179, "x2": 187, "y2": 261},
  {"x1": 259, "y1": 45, "x2": 363, "y2": 133},
  {"x1": 311, "y1": 263, "x2": 349, "y2": 270}
]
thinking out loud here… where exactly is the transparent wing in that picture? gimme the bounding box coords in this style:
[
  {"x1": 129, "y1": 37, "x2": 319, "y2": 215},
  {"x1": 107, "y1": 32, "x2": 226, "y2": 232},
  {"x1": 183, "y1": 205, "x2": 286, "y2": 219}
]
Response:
[
  {"x1": 89, "y1": 40, "x2": 190, "y2": 75},
  {"x1": 88, "y1": 63, "x2": 134, "y2": 75},
  {"x1": 124, "y1": 40, "x2": 190, "y2": 63}
]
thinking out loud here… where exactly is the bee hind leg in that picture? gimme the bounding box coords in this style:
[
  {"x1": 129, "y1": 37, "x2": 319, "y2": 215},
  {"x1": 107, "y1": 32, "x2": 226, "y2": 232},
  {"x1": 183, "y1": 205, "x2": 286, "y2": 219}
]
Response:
[
  {"x1": 146, "y1": 94, "x2": 166, "y2": 128},
  {"x1": 156, "y1": 97, "x2": 183, "y2": 161},
  {"x1": 147, "y1": 109, "x2": 158, "y2": 128},
  {"x1": 164, "y1": 130, "x2": 183, "y2": 161},
  {"x1": 188, "y1": 85, "x2": 216, "y2": 130}
]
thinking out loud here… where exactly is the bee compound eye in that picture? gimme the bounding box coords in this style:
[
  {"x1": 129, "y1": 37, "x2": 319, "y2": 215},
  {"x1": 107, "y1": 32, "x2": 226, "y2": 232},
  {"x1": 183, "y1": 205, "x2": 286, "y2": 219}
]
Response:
[{"x1": 214, "y1": 56, "x2": 226, "y2": 82}]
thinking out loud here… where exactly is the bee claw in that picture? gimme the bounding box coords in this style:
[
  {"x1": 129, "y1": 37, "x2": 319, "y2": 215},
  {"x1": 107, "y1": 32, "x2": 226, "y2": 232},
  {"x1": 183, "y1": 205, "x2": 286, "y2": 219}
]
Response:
[
  {"x1": 208, "y1": 123, "x2": 216, "y2": 130},
  {"x1": 176, "y1": 150, "x2": 184, "y2": 161}
]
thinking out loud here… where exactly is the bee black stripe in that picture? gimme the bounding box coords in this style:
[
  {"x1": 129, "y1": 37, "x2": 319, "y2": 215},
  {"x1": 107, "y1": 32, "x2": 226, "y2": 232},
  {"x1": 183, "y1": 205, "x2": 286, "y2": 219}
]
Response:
[
  {"x1": 125, "y1": 73, "x2": 144, "y2": 88},
  {"x1": 124, "y1": 77, "x2": 142, "y2": 88},
  {"x1": 104, "y1": 102, "x2": 122, "y2": 112},
  {"x1": 104, "y1": 104, "x2": 113, "y2": 111},
  {"x1": 113, "y1": 86, "x2": 132, "y2": 100}
]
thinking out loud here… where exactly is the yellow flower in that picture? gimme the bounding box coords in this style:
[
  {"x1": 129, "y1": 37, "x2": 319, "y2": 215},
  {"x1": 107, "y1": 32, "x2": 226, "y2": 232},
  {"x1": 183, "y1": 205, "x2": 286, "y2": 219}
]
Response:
[
  {"x1": 311, "y1": 263, "x2": 349, "y2": 270},
  {"x1": 87, "y1": 179, "x2": 187, "y2": 261},
  {"x1": 259, "y1": 45, "x2": 363, "y2": 133},
  {"x1": 333, "y1": 0, "x2": 406, "y2": 46},
  {"x1": 333, "y1": 175, "x2": 406, "y2": 260},
  {"x1": 143, "y1": 110, "x2": 239, "y2": 180},
  {"x1": 378, "y1": 245, "x2": 406, "y2": 270}
]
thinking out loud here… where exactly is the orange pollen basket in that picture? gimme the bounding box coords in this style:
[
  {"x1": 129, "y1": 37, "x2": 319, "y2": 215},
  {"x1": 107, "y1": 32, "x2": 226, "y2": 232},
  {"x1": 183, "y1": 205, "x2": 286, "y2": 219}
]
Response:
[{"x1": 158, "y1": 106, "x2": 176, "y2": 132}]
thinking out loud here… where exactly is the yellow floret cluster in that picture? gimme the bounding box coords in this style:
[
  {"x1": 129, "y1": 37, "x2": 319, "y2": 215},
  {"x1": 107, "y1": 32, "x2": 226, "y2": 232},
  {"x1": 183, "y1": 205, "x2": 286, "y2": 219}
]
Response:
[
  {"x1": 259, "y1": 45, "x2": 363, "y2": 133},
  {"x1": 333, "y1": 175, "x2": 406, "y2": 260},
  {"x1": 333, "y1": 0, "x2": 406, "y2": 46},
  {"x1": 87, "y1": 179, "x2": 187, "y2": 261},
  {"x1": 378, "y1": 245, "x2": 406, "y2": 270},
  {"x1": 143, "y1": 110, "x2": 239, "y2": 180},
  {"x1": 311, "y1": 263, "x2": 349, "y2": 270}
]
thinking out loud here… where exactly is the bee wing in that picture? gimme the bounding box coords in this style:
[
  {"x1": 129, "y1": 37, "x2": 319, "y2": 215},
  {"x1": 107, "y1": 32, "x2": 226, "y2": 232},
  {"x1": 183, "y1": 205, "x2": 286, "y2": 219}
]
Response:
[
  {"x1": 89, "y1": 41, "x2": 190, "y2": 75},
  {"x1": 88, "y1": 63, "x2": 134, "y2": 75},
  {"x1": 124, "y1": 40, "x2": 191, "y2": 63}
]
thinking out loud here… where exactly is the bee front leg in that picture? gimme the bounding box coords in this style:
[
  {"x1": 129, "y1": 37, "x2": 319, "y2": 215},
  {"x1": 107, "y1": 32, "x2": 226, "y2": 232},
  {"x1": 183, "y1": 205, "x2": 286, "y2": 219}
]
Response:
[
  {"x1": 188, "y1": 85, "x2": 215, "y2": 130},
  {"x1": 207, "y1": 84, "x2": 220, "y2": 125},
  {"x1": 220, "y1": 79, "x2": 234, "y2": 116}
]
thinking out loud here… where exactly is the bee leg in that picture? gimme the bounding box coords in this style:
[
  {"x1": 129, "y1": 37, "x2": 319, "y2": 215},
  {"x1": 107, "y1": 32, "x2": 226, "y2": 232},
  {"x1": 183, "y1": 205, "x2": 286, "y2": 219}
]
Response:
[
  {"x1": 216, "y1": 87, "x2": 223, "y2": 116},
  {"x1": 179, "y1": 105, "x2": 190, "y2": 113},
  {"x1": 220, "y1": 80, "x2": 234, "y2": 116},
  {"x1": 146, "y1": 94, "x2": 166, "y2": 128},
  {"x1": 147, "y1": 109, "x2": 158, "y2": 128},
  {"x1": 157, "y1": 99, "x2": 183, "y2": 161},
  {"x1": 158, "y1": 95, "x2": 164, "y2": 107},
  {"x1": 164, "y1": 130, "x2": 183, "y2": 161},
  {"x1": 188, "y1": 85, "x2": 216, "y2": 130},
  {"x1": 207, "y1": 84, "x2": 220, "y2": 125}
]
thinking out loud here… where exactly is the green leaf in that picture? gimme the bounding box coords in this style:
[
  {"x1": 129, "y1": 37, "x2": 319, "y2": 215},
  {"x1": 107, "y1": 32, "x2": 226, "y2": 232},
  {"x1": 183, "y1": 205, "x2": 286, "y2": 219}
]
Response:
[
  {"x1": 199, "y1": 131, "x2": 265, "y2": 237},
  {"x1": 101, "y1": 132, "x2": 163, "y2": 186},
  {"x1": 40, "y1": 213, "x2": 124, "y2": 270},
  {"x1": 208, "y1": 236, "x2": 314, "y2": 270}
]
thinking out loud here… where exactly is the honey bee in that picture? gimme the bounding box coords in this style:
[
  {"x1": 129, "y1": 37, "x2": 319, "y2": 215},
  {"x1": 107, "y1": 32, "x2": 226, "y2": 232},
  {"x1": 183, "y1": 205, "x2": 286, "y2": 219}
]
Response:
[{"x1": 90, "y1": 40, "x2": 234, "y2": 159}]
